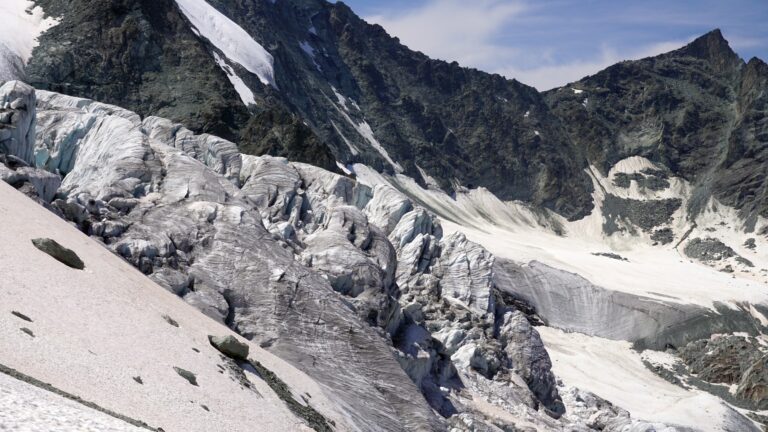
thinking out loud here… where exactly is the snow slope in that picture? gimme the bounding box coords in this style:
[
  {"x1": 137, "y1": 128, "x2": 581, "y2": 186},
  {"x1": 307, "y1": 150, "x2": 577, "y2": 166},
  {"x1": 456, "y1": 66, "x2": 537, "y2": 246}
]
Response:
[
  {"x1": 0, "y1": 181, "x2": 349, "y2": 432},
  {"x1": 0, "y1": 0, "x2": 58, "y2": 81},
  {"x1": 0, "y1": 372, "x2": 143, "y2": 432},
  {"x1": 175, "y1": 0, "x2": 276, "y2": 88},
  {"x1": 540, "y1": 327, "x2": 758, "y2": 431}
]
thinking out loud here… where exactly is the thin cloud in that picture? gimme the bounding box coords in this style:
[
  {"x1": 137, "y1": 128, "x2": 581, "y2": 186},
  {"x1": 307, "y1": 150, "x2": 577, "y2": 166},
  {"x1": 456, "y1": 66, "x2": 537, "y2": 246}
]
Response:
[
  {"x1": 499, "y1": 40, "x2": 692, "y2": 90},
  {"x1": 366, "y1": 0, "x2": 526, "y2": 68},
  {"x1": 363, "y1": 0, "x2": 762, "y2": 91}
]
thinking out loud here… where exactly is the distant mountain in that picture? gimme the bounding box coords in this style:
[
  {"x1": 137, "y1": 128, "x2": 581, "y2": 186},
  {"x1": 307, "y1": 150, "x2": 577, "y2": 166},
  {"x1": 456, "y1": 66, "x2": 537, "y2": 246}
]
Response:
[
  {"x1": 22, "y1": 2, "x2": 767, "y2": 225},
  {"x1": 546, "y1": 29, "x2": 768, "y2": 226}
]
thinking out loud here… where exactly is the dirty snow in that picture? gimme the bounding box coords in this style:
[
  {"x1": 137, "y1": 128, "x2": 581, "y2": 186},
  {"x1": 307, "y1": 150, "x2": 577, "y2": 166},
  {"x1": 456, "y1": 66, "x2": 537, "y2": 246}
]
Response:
[{"x1": 540, "y1": 327, "x2": 749, "y2": 431}]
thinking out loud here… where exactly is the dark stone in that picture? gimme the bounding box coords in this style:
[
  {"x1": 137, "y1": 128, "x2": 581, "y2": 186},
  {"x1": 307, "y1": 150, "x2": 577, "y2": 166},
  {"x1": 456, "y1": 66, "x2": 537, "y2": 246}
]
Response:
[
  {"x1": 208, "y1": 335, "x2": 249, "y2": 360},
  {"x1": 31, "y1": 238, "x2": 85, "y2": 270},
  {"x1": 20, "y1": 327, "x2": 34, "y2": 337},
  {"x1": 132, "y1": 376, "x2": 143, "y2": 384},
  {"x1": 11, "y1": 311, "x2": 32, "y2": 322},
  {"x1": 162, "y1": 314, "x2": 179, "y2": 328},
  {"x1": 591, "y1": 252, "x2": 629, "y2": 261},
  {"x1": 651, "y1": 228, "x2": 675, "y2": 245},
  {"x1": 173, "y1": 367, "x2": 198, "y2": 386}
]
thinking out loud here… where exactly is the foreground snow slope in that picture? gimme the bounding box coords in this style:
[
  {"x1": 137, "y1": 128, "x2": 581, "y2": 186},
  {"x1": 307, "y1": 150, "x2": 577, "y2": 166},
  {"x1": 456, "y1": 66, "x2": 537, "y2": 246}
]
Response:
[
  {"x1": 0, "y1": 372, "x2": 143, "y2": 432},
  {"x1": 0, "y1": 180, "x2": 349, "y2": 432}
]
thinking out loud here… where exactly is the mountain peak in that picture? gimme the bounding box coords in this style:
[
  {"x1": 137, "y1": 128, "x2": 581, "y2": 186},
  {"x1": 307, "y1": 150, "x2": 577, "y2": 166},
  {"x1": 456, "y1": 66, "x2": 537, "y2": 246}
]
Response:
[{"x1": 675, "y1": 29, "x2": 742, "y2": 72}]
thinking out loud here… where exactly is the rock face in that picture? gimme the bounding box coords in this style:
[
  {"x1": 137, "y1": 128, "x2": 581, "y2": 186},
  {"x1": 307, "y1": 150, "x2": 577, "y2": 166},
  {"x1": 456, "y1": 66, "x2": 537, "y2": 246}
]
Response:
[
  {"x1": 21, "y1": 2, "x2": 767, "y2": 225},
  {"x1": 27, "y1": 0, "x2": 249, "y2": 143},
  {"x1": 26, "y1": 0, "x2": 594, "y2": 220},
  {"x1": 679, "y1": 335, "x2": 768, "y2": 410},
  {"x1": 546, "y1": 30, "x2": 768, "y2": 223}
]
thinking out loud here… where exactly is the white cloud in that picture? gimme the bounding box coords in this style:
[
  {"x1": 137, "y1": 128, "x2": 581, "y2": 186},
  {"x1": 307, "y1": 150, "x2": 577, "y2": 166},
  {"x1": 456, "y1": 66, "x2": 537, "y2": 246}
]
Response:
[
  {"x1": 367, "y1": 0, "x2": 526, "y2": 68},
  {"x1": 499, "y1": 40, "x2": 691, "y2": 91},
  {"x1": 366, "y1": 0, "x2": 694, "y2": 91}
]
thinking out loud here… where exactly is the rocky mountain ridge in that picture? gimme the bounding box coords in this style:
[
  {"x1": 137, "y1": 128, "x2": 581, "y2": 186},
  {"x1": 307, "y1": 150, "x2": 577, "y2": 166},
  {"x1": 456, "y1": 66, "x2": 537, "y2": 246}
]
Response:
[{"x1": 17, "y1": 1, "x2": 767, "y2": 226}]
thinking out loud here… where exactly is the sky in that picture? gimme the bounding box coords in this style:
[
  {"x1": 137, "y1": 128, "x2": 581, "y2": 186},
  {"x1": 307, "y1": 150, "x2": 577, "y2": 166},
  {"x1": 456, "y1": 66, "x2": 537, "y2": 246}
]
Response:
[{"x1": 337, "y1": 0, "x2": 768, "y2": 90}]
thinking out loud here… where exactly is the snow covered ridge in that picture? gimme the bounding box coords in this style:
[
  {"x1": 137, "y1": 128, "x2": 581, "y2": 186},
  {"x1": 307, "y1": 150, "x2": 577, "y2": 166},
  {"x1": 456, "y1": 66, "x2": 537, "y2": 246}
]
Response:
[
  {"x1": 174, "y1": 0, "x2": 276, "y2": 88},
  {"x1": 0, "y1": 1, "x2": 58, "y2": 81}
]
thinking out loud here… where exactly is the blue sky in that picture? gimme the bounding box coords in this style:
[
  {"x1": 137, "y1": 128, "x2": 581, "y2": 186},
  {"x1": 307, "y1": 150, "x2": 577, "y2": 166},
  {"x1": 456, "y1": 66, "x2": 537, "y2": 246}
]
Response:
[{"x1": 338, "y1": 0, "x2": 768, "y2": 90}]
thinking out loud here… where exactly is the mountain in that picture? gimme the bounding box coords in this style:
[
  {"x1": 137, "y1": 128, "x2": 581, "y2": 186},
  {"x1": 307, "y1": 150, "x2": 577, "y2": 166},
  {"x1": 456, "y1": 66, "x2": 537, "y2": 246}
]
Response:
[
  {"x1": 22, "y1": 2, "x2": 767, "y2": 225},
  {"x1": 1, "y1": 0, "x2": 768, "y2": 431},
  {"x1": 546, "y1": 29, "x2": 768, "y2": 226}
]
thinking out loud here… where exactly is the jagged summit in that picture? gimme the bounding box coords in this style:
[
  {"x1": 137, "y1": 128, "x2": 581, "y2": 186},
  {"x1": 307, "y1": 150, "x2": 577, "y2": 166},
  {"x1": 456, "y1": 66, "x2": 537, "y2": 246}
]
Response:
[{"x1": 673, "y1": 28, "x2": 743, "y2": 72}]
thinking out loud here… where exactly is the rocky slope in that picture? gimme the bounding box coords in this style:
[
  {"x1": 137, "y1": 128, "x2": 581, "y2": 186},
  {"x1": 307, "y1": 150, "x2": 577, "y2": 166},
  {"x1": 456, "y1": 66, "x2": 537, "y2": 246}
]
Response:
[
  {"x1": 546, "y1": 29, "x2": 768, "y2": 225},
  {"x1": 18, "y1": 2, "x2": 767, "y2": 226}
]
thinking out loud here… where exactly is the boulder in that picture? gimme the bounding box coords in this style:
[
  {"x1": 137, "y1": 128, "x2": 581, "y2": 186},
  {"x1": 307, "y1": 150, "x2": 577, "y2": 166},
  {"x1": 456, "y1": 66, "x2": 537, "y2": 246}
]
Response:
[
  {"x1": 208, "y1": 335, "x2": 250, "y2": 360},
  {"x1": 31, "y1": 238, "x2": 85, "y2": 270}
]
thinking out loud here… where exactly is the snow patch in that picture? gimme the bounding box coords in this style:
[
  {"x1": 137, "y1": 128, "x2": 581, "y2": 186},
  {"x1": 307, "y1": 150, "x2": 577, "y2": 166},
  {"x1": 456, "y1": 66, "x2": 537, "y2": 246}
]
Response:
[
  {"x1": 331, "y1": 86, "x2": 348, "y2": 111},
  {"x1": 175, "y1": 0, "x2": 276, "y2": 88},
  {"x1": 212, "y1": 52, "x2": 256, "y2": 106},
  {"x1": 355, "y1": 119, "x2": 403, "y2": 173},
  {"x1": 299, "y1": 41, "x2": 322, "y2": 72},
  {"x1": 572, "y1": 88, "x2": 584, "y2": 94},
  {"x1": 335, "y1": 161, "x2": 352, "y2": 175},
  {"x1": 0, "y1": 0, "x2": 58, "y2": 80}
]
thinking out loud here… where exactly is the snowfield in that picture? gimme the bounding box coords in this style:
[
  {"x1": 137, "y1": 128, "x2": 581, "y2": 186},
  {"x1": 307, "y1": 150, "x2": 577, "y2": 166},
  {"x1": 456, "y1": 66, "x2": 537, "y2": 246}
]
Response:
[
  {"x1": 0, "y1": 181, "x2": 348, "y2": 432},
  {"x1": 540, "y1": 327, "x2": 758, "y2": 431}
]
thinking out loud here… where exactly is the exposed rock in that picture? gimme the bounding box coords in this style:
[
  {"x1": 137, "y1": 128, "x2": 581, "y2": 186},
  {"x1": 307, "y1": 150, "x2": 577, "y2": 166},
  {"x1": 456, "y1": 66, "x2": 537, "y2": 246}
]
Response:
[
  {"x1": 679, "y1": 334, "x2": 768, "y2": 410},
  {"x1": 602, "y1": 195, "x2": 681, "y2": 234},
  {"x1": 684, "y1": 237, "x2": 754, "y2": 267},
  {"x1": 591, "y1": 252, "x2": 628, "y2": 261},
  {"x1": 173, "y1": 367, "x2": 198, "y2": 386},
  {"x1": 745, "y1": 238, "x2": 757, "y2": 249},
  {"x1": 208, "y1": 335, "x2": 249, "y2": 361},
  {"x1": 11, "y1": 311, "x2": 32, "y2": 322},
  {"x1": 31, "y1": 238, "x2": 84, "y2": 270},
  {"x1": 162, "y1": 315, "x2": 179, "y2": 328},
  {"x1": 651, "y1": 228, "x2": 675, "y2": 245}
]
